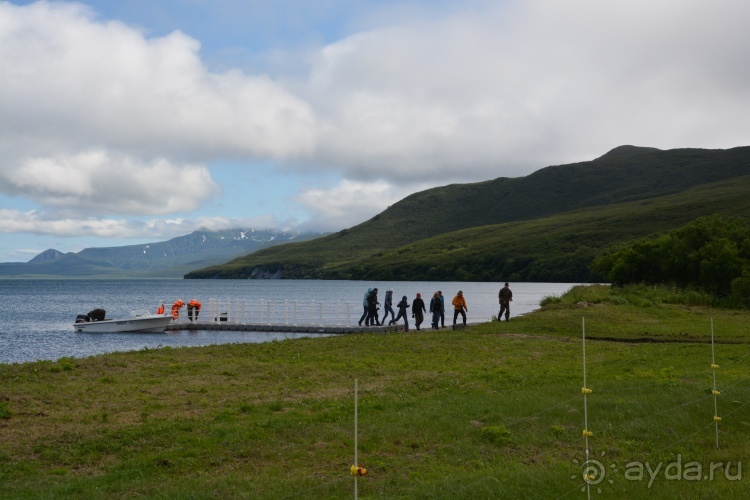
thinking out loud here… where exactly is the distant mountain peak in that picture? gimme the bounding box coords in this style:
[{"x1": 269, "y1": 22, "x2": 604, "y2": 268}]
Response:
[
  {"x1": 28, "y1": 249, "x2": 66, "y2": 263},
  {"x1": 597, "y1": 145, "x2": 661, "y2": 160}
]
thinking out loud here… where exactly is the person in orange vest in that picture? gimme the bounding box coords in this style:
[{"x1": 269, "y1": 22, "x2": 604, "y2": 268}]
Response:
[
  {"x1": 452, "y1": 290, "x2": 468, "y2": 326},
  {"x1": 156, "y1": 303, "x2": 165, "y2": 315},
  {"x1": 171, "y1": 299, "x2": 185, "y2": 320},
  {"x1": 187, "y1": 299, "x2": 202, "y2": 321}
]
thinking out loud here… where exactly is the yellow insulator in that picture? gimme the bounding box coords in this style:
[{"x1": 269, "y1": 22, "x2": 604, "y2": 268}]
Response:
[
  {"x1": 714, "y1": 416, "x2": 722, "y2": 422},
  {"x1": 581, "y1": 387, "x2": 593, "y2": 394},
  {"x1": 582, "y1": 429, "x2": 593, "y2": 437},
  {"x1": 350, "y1": 465, "x2": 368, "y2": 476},
  {"x1": 584, "y1": 474, "x2": 596, "y2": 482},
  {"x1": 712, "y1": 390, "x2": 721, "y2": 396},
  {"x1": 711, "y1": 364, "x2": 719, "y2": 369}
]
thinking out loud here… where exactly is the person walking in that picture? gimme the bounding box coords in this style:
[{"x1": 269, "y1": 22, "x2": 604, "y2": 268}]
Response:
[
  {"x1": 412, "y1": 293, "x2": 426, "y2": 331},
  {"x1": 498, "y1": 282, "x2": 513, "y2": 322},
  {"x1": 438, "y1": 290, "x2": 445, "y2": 328},
  {"x1": 391, "y1": 295, "x2": 410, "y2": 331},
  {"x1": 358, "y1": 288, "x2": 372, "y2": 326},
  {"x1": 429, "y1": 291, "x2": 443, "y2": 330},
  {"x1": 366, "y1": 288, "x2": 380, "y2": 325},
  {"x1": 381, "y1": 289, "x2": 395, "y2": 325},
  {"x1": 452, "y1": 290, "x2": 468, "y2": 326}
]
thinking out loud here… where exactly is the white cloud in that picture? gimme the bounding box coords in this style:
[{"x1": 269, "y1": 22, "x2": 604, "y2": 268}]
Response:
[
  {"x1": 295, "y1": 179, "x2": 416, "y2": 232},
  {"x1": 0, "y1": 208, "x2": 290, "y2": 238},
  {"x1": 0, "y1": 0, "x2": 314, "y2": 220},
  {"x1": 5, "y1": 150, "x2": 220, "y2": 215},
  {"x1": 304, "y1": 0, "x2": 750, "y2": 180},
  {"x1": 0, "y1": 1, "x2": 315, "y2": 160},
  {"x1": 2, "y1": 0, "x2": 750, "y2": 246}
]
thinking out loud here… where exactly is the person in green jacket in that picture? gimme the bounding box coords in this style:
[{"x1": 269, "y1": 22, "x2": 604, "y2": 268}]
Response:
[{"x1": 498, "y1": 282, "x2": 513, "y2": 321}]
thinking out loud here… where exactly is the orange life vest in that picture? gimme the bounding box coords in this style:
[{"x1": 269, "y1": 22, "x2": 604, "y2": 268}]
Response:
[
  {"x1": 156, "y1": 304, "x2": 165, "y2": 315},
  {"x1": 171, "y1": 300, "x2": 184, "y2": 319}
]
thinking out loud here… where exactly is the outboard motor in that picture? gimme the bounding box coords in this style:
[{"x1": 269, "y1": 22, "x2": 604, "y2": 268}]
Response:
[
  {"x1": 75, "y1": 314, "x2": 90, "y2": 323},
  {"x1": 88, "y1": 308, "x2": 106, "y2": 322}
]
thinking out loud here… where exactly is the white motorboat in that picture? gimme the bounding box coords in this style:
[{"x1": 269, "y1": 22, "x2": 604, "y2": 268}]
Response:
[{"x1": 74, "y1": 309, "x2": 173, "y2": 333}]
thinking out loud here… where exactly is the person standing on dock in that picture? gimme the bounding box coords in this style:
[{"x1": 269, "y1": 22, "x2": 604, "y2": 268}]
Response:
[
  {"x1": 391, "y1": 295, "x2": 410, "y2": 330},
  {"x1": 366, "y1": 288, "x2": 380, "y2": 325},
  {"x1": 358, "y1": 288, "x2": 372, "y2": 326},
  {"x1": 429, "y1": 291, "x2": 443, "y2": 330},
  {"x1": 381, "y1": 289, "x2": 395, "y2": 325},
  {"x1": 498, "y1": 282, "x2": 513, "y2": 322},
  {"x1": 412, "y1": 293, "x2": 426, "y2": 330},
  {"x1": 438, "y1": 291, "x2": 445, "y2": 328},
  {"x1": 452, "y1": 291, "x2": 468, "y2": 326}
]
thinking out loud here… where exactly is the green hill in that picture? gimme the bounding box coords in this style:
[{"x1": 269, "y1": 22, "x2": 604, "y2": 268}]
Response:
[{"x1": 185, "y1": 146, "x2": 750, "y2": 281}]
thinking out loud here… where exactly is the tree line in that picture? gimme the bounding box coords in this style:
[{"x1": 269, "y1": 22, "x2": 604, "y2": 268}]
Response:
[{"x1": 592, "y1": 215, "x2": 750, "y2": 306}]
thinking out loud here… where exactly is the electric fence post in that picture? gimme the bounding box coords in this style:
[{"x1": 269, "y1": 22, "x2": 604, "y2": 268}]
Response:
[
  {"x1": 710, "y1": 317, "x2": 721, "y2": 448},
  {"x1": 581, "y1": 317, "x2": 594, "y2": 500}
]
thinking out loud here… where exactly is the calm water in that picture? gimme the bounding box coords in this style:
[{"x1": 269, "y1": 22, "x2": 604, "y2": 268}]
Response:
[{"x1": 0, "y1": 279, "x2": 576, "y2": 364}]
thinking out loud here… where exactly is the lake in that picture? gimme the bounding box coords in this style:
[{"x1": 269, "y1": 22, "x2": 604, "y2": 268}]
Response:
[{"x1": 0, "y1": 279, "x2": 577, "y2": 364}]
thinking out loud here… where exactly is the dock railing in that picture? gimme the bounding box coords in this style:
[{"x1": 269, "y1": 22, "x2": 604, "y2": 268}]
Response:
[{"x1": 170, "y1": 299, "x2": 357, "y2": 327}]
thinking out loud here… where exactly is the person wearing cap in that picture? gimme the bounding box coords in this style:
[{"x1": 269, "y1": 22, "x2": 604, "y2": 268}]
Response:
[
  {"x1": 412, "y1": 293, "x2": 426, "y2": 330},
  {"x1": 498, "y1": 282, "x2": 513, "y2": 321},
  {"x1": 381, "y1": 289, "x2": 395, "y2": 325},
  {"x1": 452, "y1": 290, "x2": 468, "y2": 326}
]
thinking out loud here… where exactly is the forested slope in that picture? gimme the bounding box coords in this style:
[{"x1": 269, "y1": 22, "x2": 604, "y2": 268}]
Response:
[{"x1": 186, "y1": 146, "x2": 750, "y2": 281}]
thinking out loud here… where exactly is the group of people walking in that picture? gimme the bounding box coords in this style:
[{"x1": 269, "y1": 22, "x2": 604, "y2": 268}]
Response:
[
  {"x1": 358, "y1": 288, "x2": 469, "y2": 331},
  {"x1": 358, "y1": 282, "x2": 514, "y2": 330}
]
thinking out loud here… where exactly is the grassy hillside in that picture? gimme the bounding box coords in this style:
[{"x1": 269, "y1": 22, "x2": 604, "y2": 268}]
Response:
[
  {"x1": 2, "y1": 285, "x2": 749, "y2": 497},
  {"x1": 188, "y1": 172, "x2": 750, "y2": 281},
  {"x1": 186, "y1": 146, "x2": 750, "y2": 281}
]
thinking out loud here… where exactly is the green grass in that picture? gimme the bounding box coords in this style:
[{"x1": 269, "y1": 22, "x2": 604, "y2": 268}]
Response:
[
  {"x1": 487, "y1": 284, "x2": 750, "y2": 342},
  {"x1": 1, "y1": 285, "x2": 750, "y2": 498}
]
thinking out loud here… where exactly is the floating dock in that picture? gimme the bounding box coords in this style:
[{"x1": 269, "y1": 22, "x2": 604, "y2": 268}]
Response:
[{"x1": 165, "y1": 322, "x2": 468, "y2": 334}]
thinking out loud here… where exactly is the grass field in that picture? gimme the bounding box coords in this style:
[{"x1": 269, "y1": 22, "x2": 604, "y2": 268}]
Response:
[{"x1": 1, "y1": 285, "x2": 749, "y2": 498}]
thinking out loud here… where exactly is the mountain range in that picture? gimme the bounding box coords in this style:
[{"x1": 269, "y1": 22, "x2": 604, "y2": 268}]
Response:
[
  {"x1": 0, "y1": 229, "x2": 321, "y2": 278},
  {"x1": 184, "y1": 145, "x2": 750, "y2": 282}
]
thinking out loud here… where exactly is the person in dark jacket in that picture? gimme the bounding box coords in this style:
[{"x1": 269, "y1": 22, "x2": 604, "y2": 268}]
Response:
[
  {"x1": 412, "y1": 293, "x2": 426, "y2": 330},
  {"x1": 381, "y1": 289, "x2": 395, "y2": 325},
  {"x1": 390, "y1": 295, "x2": 410, "y2": 330},
  {"x1": 366, "y1": 288, "x2": 380, "y2": 325},
  {"x1": 498, "y1": 282, "x2": 513, "y2": 321},
  {"x1": 429, "y1": 291, "x2": 443, "y2": 330},
  {"x1": 438, "y1": 290, "x2": 445, "y2": 328},
  {"x1": 358, "y1": 288, "x2": 372, "y2": 326}
]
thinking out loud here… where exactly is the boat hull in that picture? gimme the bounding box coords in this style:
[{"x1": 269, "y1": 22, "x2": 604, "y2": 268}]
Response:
[{"x1": 74, "y1": 314, "x2": 173, "y2": 333}]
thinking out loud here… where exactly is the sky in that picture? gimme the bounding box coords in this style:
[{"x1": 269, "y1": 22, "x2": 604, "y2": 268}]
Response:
[{"x1": 1, "y1": 0, "x2": 749, "y2": 262}]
